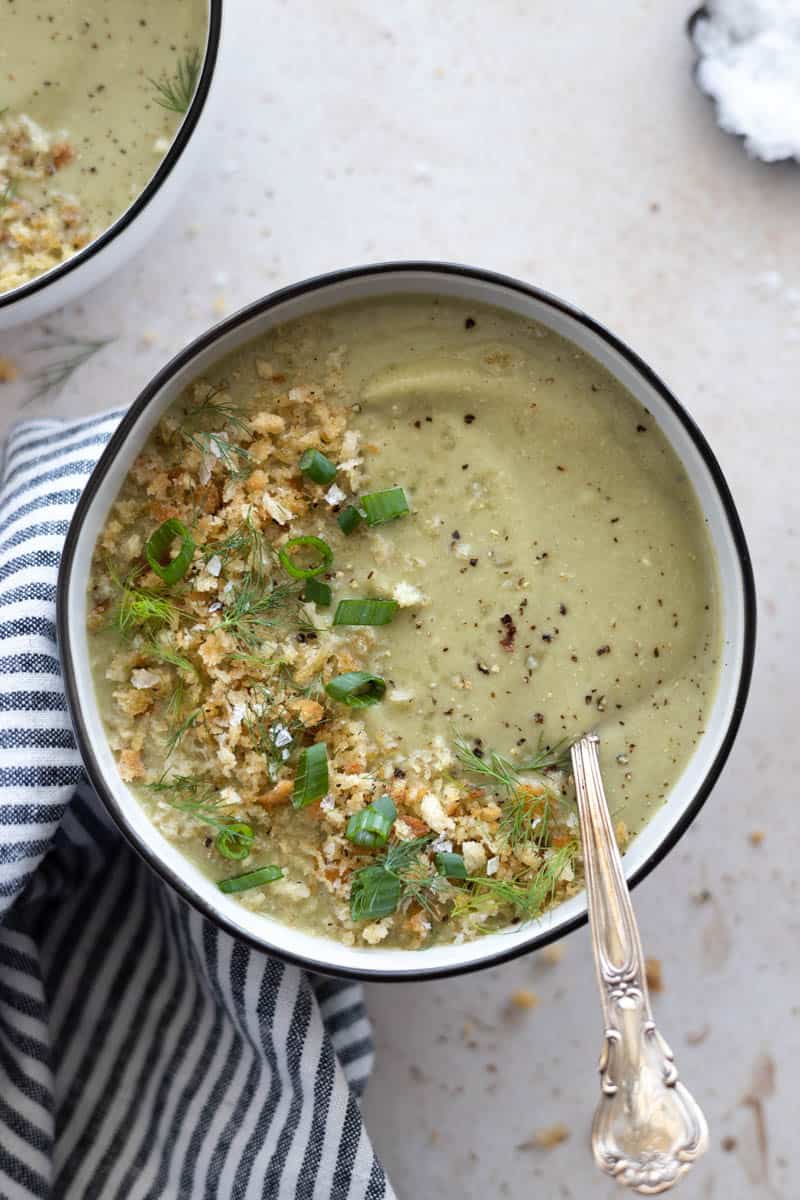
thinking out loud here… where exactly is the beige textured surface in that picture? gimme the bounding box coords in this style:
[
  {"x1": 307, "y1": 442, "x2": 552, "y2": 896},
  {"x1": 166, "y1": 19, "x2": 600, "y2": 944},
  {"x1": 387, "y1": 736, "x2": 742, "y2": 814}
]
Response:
[{"x1": 0, "y1": 2, "x2": 794, "y2": 1196}]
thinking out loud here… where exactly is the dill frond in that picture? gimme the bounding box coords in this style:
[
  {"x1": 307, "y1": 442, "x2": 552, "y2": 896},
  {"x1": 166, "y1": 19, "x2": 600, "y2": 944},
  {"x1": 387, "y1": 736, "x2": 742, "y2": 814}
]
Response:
[
  {"x1": 185, "y1": 429, "x2": 252, "y2": 478},
  {"x1": 149, "y1": 46, "x2": 202, "y2": 114},
  {"x1": 146, "y1": 773, "x2": 253, "y2": 853},
  {"x1": 517, "y1": 735, "x2": 572, "y2": 774},
  {"x1": 453, "y1": 842, "x2": 579, "y2": 924},
  {"x1": 453, "y1": 737, "x2": 519, "y2": 793},
  {"x1": 216, "y1": 575, "x2": 302, "y2": 647},
  {"x1": 453, "y1": 733, "x2": 571, "y2": 851},
  {"x1": 0, "y1": 180, "x2": 15, "y2": 212},
  {"x1": 144, "y1": 642, "x2": 197, "y2": 675},
  {"x1": 25, "y1": 330, "x2": 113, "y2": 407},
  {"x1": 164, "y1": 705, "x2": 202, "y2": 758},
  {"x1": 114, "y1": 582, "x2": 182, "y2": 637},
  {"x1": 185, "y1": 388, "x2": 250, "y2": 435},
  {"x1": 383, "y1": 835, "x2": 434, "y2": 875},
  {"x1": 203, "y1": 514, "x2": 268, "y2": 578}
]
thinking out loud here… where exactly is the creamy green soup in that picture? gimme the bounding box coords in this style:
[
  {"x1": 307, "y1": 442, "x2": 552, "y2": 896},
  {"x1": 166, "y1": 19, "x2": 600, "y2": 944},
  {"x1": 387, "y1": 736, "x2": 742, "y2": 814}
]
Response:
[
  {"x1": 87, "y1": 296, "x2": 720, "y2": 949},
  {"x1": 1, "y1": 0, "x2": 208, "y2": 293}
]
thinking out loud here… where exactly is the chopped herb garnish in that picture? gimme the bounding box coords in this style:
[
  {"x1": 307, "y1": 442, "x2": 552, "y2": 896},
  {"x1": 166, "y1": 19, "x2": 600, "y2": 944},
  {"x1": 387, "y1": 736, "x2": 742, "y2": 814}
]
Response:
[
  {"x1": 346, "y1": 794, "x2": 396, "y2": 848},
  {"x1": 350, "y1": 865, "x2": 402, "y2": 921},
  {"x1": 337, "y1": 505, "x2": 364, "y2": 535},
  {"x1": 333, "y1": 598, "x2": 398, "y2": 626},
  {"x1": 302, "y1": 577, "x2": 332, "y2": 606},
  {"x1": 435, "y1": 851, "x2": 467, "y2": 879},
  {"x1": 349, "y1": 834, "x2": 438, "y2": 922},
  {"x1": 361, "y1": 487, "x2": 409, "y2": 526},
  {"x1": 215, "y1": 822, "x2": 254, "y2": 861},
  {"x1": 298, "y1": 448, "x2": 337, "y2": 485},
  {"x1": 218, "y1": 865, "x2": 283, "y2": 894},
  {"x1": 145, "y1": 518, "x2": 195, "y2": 584},
  {"x1": 292, "y1": 742, "x2": 329, "y2": 808},
  {"x1": 278, "y1": 535, "x2": 333, "y2": 580},
  {"x1": 324, "y1": 671, "x2": 386, "y2": 708}
]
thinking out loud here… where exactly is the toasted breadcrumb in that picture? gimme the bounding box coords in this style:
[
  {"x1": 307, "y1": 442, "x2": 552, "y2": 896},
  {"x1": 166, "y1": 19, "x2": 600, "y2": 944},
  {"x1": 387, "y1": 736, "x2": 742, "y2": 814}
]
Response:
[
  {"x1": 1, "y1": 113, "x2": 93, "y2": 294},
  {"x1": 645, "y1": 957, "x2": 664, "y2": 993},
  {"x1": 510, "y1": 989, "x2": 538, "y2": 1011},
  {"x1": 517, "y1": 1123, "x2": 570, "y2": 1151}
]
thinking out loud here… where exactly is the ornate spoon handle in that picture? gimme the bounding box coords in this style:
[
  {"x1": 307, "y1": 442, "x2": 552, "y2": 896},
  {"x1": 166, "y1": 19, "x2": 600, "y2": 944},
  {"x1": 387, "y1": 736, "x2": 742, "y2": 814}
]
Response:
[{"x1": 570, "y1": 735, "x2": 709, "y2": 1194}]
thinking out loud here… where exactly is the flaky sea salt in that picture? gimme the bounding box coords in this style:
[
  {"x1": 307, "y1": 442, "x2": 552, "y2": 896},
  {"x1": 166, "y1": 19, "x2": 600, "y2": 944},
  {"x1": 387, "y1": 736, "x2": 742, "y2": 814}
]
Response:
[{"x1": 694, "y1": 0, "x2": 800, "y2": 160}]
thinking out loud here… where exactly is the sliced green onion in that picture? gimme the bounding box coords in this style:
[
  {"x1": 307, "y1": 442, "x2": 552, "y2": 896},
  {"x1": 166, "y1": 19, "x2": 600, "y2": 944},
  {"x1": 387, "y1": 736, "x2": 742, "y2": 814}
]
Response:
[
  {"x1": 333, "y1": 599, "x2": 398, "y2": 626},
  {"x1": 145, "y1": 518, "x2": 195, "y2": 584},
  {"x1": 346, "y1": 794, "x2": 397, "y2": 848},
  {"x1": 292, "y1": 741, "x2": 329, "y2": 809},
  {"x1": 218, "y1": 864, "x2": 283, "y2": 893},
  {"x1": 434, "y1": 851, "x2": 467, "y2": 879},
  {"x1": 302, "y1": 577, "x2": 332, "y2": 607},
  {"x1": 215, "y1": 822, "x2": 254, "y2": 861},
  {"x1": 337, "y1": 505, "x2": 364, "y2": 535},
  {"x1": 361, "y1": 487, "x2": 409, "y2": 526},
  {"x1": 298, "y1": 448, "x2": 337, "y2": 485},
  {"x1": 278, "y1": 535, "x2": 333, "y2": 579},
  {"x1": 324, "y1": 671, "x2": 386, "y2": 708},
  {"x1": 350, "y1": 865, "x2": 402, "y2": 921}
]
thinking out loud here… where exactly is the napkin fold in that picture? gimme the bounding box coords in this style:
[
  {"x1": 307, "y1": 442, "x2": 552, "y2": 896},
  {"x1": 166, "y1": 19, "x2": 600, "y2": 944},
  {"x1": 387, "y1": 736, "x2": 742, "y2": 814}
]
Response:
[{"x1": 0, "y1": 411, "x2": 392, "y2": 1200}]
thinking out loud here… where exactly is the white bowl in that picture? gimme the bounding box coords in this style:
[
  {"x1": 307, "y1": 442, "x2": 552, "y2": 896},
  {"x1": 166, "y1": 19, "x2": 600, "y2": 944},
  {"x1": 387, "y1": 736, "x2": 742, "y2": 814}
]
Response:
[
  {"x1": 0, "y1": 1, "x2": 222, "y2": 331},
  {"x1": 57, "y1": 263, "x2": 756, "y2": 980}
]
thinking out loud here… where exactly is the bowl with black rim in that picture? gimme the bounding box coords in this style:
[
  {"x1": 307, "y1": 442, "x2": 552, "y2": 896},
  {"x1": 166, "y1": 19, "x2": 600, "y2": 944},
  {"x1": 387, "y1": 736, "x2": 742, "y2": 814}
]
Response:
[
  {"x1": 57, "y1": 261, "x2": 756, "y2": 981},
  {"x1": 0, "y1": 0, "x2": 223, "y2": 331}
]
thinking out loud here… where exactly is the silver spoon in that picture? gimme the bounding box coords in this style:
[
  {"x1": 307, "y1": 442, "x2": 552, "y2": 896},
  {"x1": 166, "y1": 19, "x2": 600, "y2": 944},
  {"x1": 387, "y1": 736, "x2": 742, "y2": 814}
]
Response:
[{"x1": 570, "y1": 734, "x2": 709, "y2": 1194}]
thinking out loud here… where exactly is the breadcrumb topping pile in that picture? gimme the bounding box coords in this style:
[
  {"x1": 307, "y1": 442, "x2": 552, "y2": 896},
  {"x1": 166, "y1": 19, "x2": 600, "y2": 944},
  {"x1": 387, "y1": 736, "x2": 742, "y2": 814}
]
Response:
[{"x1": 0, "y1": 112, "x2": 93, "y2": 294}]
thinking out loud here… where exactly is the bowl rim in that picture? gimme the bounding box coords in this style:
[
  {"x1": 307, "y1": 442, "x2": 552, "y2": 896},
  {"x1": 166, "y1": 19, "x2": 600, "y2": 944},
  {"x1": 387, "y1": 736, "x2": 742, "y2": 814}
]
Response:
[
  {"x1": 57, "y1": 260, "x2": 757, "y2": 981},
  {"x1": 0, "y1": 0, "x2": 223, "y2": 312}
]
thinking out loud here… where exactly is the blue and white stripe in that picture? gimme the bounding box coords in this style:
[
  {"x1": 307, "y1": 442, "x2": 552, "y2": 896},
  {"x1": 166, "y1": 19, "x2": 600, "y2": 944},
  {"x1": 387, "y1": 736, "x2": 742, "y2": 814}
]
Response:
[{"x1": 0, "y1": 412, "x2": 392, "y2": 1199}]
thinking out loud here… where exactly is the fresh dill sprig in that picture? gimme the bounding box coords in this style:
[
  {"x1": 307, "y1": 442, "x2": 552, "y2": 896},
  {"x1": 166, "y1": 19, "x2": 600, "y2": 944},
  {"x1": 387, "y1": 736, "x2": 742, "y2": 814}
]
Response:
[
  {"x1": 143, "y1": 641, "x2": 198, "y2": 720},
  {"x1": 164, "y1": 706, "x2": 202, "y2": 758},
  {"x1": 216, "y1": 575, "x2": 302, "y2": 647},
  {"x1": 349, "y1": 835, "x2": 445, "y2": 921},
  {"x1": 382, "y1": 835, "x2": 435, "y2": 876},
  {"x1": 242, "y1": 685, "x2": 298, "y2": 782},
  {"x1": 0, "y1": 179, "x2": 15, "y2": 213},
  {"x1": 453, "y1": 843, "x2": 579, "y2": 924},
  {"x1": 113, "y1": 578, "x2": 182, "y2": 637},
  {"x1": 144, "y1": 642, "x2": 197, "y2": 675},
  {"x1": 25, "y1": 330, "x2": 114, "y2": 407},
  {"x1": 181, "y1": 385, "x2": 252, "y2": 479},
  {"x1": 453, "y1": 737, "x2": 520, "y2": 794},
  {"x1": 185, "y1": 388, "x2": 250, "y2": 434},
  {"x1": 146, "y1": 773, "x2": 253, "y2": 853},
  {"x1": 185, "y1": 430, "x2": 252, "y2": 478},
  {"x1": 149, "y1": 46, "x2": 202, "y2": 114},
  {"x1": 516, "y1": 736, "x2": 572, "y2": 774},
  {"x1": 453, "y1": 734, "x2": 571, "y2": 851},
  {"x1": 203, "y1": 514, "x2": 268, "y2": 577}
]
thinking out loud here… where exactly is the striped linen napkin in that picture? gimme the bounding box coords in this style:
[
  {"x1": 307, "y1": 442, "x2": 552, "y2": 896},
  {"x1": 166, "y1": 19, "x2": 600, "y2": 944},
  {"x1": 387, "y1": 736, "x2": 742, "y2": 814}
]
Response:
[{"x1": 0, "y1": 411, "x2": 393, "y2": 1200}]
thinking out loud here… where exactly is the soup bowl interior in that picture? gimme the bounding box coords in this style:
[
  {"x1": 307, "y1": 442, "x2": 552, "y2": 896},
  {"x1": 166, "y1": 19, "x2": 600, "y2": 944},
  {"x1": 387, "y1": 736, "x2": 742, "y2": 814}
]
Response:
[
  {"x1": 0, "y1": 0, "x2": 222, "y2": 330},
  {"x1": 58, "y1": 263, "x2": 755, "y2": 980}
]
